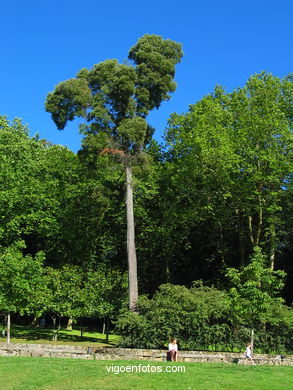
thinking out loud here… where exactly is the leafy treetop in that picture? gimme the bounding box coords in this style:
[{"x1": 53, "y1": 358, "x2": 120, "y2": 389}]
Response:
[{"x1": 45, "y1": 34, "x2": 183, "y2": 155}]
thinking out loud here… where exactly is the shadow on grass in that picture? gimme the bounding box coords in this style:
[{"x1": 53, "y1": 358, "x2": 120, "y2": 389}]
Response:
[{"x1": 3, "y1": 325, "x2": 118, "y2": 346}]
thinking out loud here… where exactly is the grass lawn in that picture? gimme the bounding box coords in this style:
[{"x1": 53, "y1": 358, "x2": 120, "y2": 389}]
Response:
[
  {"x1": 0, "y1": 325, "x2": 119, "y2": 347},
  {"x1": 0, "y1": 357, "x2": 292, "y2": 390}
]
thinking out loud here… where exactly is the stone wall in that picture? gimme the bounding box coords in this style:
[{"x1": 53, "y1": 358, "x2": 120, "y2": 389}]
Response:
[{"x1": 0, "y1": 343, "x2": 292, "y2": 365}]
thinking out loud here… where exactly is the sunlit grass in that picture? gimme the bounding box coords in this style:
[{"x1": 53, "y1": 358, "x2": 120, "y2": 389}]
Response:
[{"x1": 0, "y1": 357, "x2": 292, "y2": 390}]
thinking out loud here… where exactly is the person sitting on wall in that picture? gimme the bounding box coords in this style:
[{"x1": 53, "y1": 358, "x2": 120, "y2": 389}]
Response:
[{"x1": 168, "y1": 338, "x2": 178, "y2": 362}]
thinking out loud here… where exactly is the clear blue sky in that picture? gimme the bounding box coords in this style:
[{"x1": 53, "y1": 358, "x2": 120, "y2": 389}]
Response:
[{"x1": 0, "y1": 0, "x2": 292, "y2": 152}]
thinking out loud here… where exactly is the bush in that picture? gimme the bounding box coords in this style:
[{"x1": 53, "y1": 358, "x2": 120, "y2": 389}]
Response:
[
  {"x1": 116, "y1": 283, "x2": 230, "y2": 350},
  {"x1": 115, "y1": 282, "x2": 293, "y2": 353}
]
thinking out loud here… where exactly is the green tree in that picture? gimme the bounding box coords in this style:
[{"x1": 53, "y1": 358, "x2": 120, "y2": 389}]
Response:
[
  {"x1": 0, "y1": 241, "x2": 45, "y2": 344},
  {"x1": 44, "y1": 265, "x2": 84, "y2": 340},
  {"x1": 83, "y1": 264, "x2": 128, "y2": 341},
  {"x1": 0, "y1": 116, "x2": 73, "y2": 258},
  {"x1": 164, "y1": 72, "x2": 292, "y2": 278},
  {"x1": 0, "y1": 115, "x2": 109, "y2": 269},
  {"x1": 44, "y1": 264, "x2": 127, "y2": 341},
  {"x1": 226, "y1": 246, "x2": 286, "y2": 348},
  {"x1": 45, "y1": 34, "x2": 183, "y2": 309}
]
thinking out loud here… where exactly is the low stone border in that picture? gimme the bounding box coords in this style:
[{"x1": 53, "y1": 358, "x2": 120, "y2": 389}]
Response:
[{"x1": 0, "y1": 343, "x2": 292, "y2": 365}]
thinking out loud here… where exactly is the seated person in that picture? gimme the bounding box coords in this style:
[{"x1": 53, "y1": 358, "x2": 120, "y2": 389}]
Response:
[{"x1": 168, "y1": 338, "x2": 178, "y2": 361}]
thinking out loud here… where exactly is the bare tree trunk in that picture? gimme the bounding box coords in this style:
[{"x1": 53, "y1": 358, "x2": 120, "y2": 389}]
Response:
[
  {"x1": 248, "y1": 215, "x2": 254, "y2": 246},
  {"x1": 256, "y1": 193, "x2": 263, "y2": 246},
  {"x1": 269, "y1": 250, "x2": 275, "y2": 270},
  {"x1": 125, "y1": 163, "x2": 138, "y2": 311},
  {"x1": 52, "y1": 316, "x2": 56, "y2": 329},
  {"x1": 6, "y1": 313, "x2": 10, "y2": 345},
  {"x1": 52, "y1": 316, "x2": 58, "y2": 341},
  {"x1": 269, "y1": 223, "x2": 276, "y2": 270},
  {"x1": 31, "y1": 316, "x2": 38, "y2": 328},
  {"x1": 248, "y1": 208, "x2": 263, "y2": 248},
  {"x1": 105, "y1": 317, "x2": 110, "y2": 344},
  {"x1": 66, "y1": 318, "x2": 73, "y2": 330}
]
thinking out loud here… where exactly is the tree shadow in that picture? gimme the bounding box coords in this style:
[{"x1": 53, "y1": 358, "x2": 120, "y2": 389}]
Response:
[{"x1": 6, "y1": 325, "x2": 117, "y2": 345}]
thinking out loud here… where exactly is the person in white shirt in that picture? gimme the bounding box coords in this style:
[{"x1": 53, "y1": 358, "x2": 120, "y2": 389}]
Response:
[
  {"x1": 245, "y1": 343, "x2": 255, "y2": 364},
  {"x1": 168, "y1": 338, "x2": 178, "y2": 362}
]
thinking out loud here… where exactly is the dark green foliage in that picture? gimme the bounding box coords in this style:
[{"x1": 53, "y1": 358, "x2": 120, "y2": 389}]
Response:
[
  {"x1": 116, "y1": 283, "x2": 230, "y2": 350},
  {"x1": 0, "y1": 115, "x2": 112, "y2": 266},
  {"x1": 45, "y1": 34, "x2": 183, "y2": 154},
  {"x1": 1, "y1": 69, "x2": 292, "y2": 346},
  {"x1": 160, "y1": 72, "x2": 293, "y2": 287},
  {"x1": 226, "y1": 247, "x2": 286, "y2": 328},
  {"x1": 128, "y1": 34, "x2": 183, "y2": 114},
  {"x1": 116, "y1": 280, "x2": 293, "y2": 353},
  {"x1": 44, "y1": 263, "x2": 128, "y2": 321},
  {"x1": 45, "y1": 78, "x2": 91, "y2": 130},
  {"x1": 0, "y1": 241, "x2": 46, "y2": 316}
]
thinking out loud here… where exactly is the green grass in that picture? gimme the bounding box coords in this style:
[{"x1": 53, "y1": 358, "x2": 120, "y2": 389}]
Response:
[
  {"x1": 0, "y1": 325, "x2": 120, "y2": 347},
  {"x1": 0, "y1": 357, "x2": 292, "y2": 390}
]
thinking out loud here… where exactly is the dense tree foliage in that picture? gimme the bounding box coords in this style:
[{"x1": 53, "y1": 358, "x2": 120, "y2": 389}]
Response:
[
  {"x1": 0, "y1": 70, "x2": 292, "y2": 351},
  {"x1": 0, "y1": 116, "x2": 111, "y2": 266},
  {"x1": 160, "y1": 73, "x2": 292, "y2": 290},
  {"x1": 0, "y1": 241, "x2": 46, "y2": 343},
  {"x1": 44, "y1": 264, "x2": 127, "y2": 340}
]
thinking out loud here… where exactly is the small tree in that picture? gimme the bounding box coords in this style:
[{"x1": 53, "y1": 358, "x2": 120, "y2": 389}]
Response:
[
  {"x1": 44, "y1": 264, "x2": 128, "y2": 341},
  {"x1": 44, "y1": 265, "x2": 85, "y2": 340},
  {"x1": 83, "y1": 264, "x2": 128, "y2": 342},
  {"x1": 226, "y1": 246, "x2": 286, "y2": 349},
  {"x1": 0, "y1": 242, "x2": 45, "y2": 344}
]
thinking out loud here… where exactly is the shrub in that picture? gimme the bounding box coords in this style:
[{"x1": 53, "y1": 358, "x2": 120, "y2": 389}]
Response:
[{"x1": 115, "y1": 282, "x2": 293, "y2": 353}]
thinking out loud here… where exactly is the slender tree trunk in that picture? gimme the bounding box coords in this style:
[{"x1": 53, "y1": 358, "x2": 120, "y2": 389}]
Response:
[
  {"x1": 256, "y1": 192, "x2": 263, "y2": 246},
  {"x1": 52, "y1": 316, "x2": 56, "y2": 329},
  {"x1": 52, "y1": 316, "x2": 58, "y2": 341},
  {"x1": 249, "y1": 182, "x2": 263, "y2": 248},
  {"x1": 105, "y1": 317, "x2": 110, "y2": 344},
  {"x1": 66, "y1": 317, "x2": 73, "y2": 330},
  {"x1": 269, "y1": 250, "x2": 275, "y2": 270},
  {"x1": 248, "y1": 211, "x2": 262, "y2": 248},
  {"x1": 102, "y1": 319, "x2": 105, "y2": 334},
  {"x1": 248, "y1": 215, "x2": 254, "y2": 246},
  {"x1": 6, "y1": 313, "x2": 11, "y2": 345},
  {"x1": 125, "y1": 163, "x2": 138, "y2": 311},
  {"x1": 31, "y1": 316, "x2": 37, "y2": 328},
  {"x1": 269, "y1": 223, "x2": 276, "y2": 270}
]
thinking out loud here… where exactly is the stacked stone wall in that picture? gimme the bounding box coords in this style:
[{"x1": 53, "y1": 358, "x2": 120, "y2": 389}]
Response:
[{"x1": 0, "y1": 343, "x2": 292, "y2": 365}]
